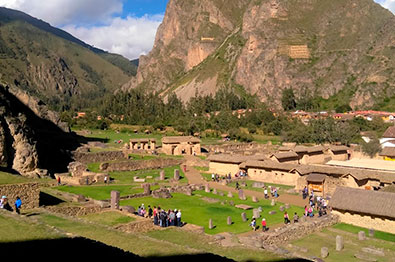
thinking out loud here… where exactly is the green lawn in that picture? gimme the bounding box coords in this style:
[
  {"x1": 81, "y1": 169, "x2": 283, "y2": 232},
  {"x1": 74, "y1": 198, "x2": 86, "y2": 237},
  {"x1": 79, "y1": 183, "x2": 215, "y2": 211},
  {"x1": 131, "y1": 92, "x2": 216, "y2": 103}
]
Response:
[
  {"x1": 120, "y1": 190, "x2": 303, "y2": 234},
  {"x1": 333, "y1": 223, "x2": 395, "y2": 242},
  {"x1": 55, "y1": 185, "x2": 144, "y2": 200},
  {"x1": 0, "y1": 171, "x2": 52, "y2": 185},
  {"x1": 227, "y1": 180, "x2": 295, "y2": 195},
  {"x1": 80, "y1": 211, "x2": 136, "y2": 226}
]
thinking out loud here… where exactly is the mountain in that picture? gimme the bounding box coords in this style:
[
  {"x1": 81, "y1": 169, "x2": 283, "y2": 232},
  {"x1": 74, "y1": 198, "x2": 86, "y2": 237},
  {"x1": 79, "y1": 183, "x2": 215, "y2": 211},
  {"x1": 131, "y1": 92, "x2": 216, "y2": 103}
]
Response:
[
  {"x1": 0, "y1": 82, "x2": 81, "y2": 177},
  {"x1": 0, "y1": 7, "x2": 135, "y2": 110},
  {"x1": 123, "y1": 0, "x2": 395, "y2": 110}
]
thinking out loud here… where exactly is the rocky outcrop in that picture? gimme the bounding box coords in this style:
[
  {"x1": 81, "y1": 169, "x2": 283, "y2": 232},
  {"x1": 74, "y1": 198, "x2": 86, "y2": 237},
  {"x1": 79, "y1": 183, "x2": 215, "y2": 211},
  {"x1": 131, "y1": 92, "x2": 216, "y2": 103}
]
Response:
[
  {"x1": 123, "y1": 0, "x2": 395, "y2": 109},
  {"x1": 0, "y1": 84, "x2": 81, "y2": 177}
]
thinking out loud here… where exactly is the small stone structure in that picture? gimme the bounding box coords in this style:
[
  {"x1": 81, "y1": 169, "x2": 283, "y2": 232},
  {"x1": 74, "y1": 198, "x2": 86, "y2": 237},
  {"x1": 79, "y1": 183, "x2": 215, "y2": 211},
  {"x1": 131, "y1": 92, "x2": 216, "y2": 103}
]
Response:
[
  {"x1": 252, "y1": 196, "x2": 258, "y2": 203},
  {"x1": 358, "y1": 231, "x2": 366, "y2": 240},
  {"x1": 227, "y1": 191, "x2": 233, "y2": 198},
  {"x1": 238, "y1": 189, "x2": 246, "y2": 200},
  {"x1": 253, "y1": 209, "x2": 261, "y2": 219},
  {"x1": 100, "y1": 158, "x2": 182, "y2": 172},
  {"x1": 73, "y1": 150, "x2": 127, "y2": 164},
  {"x1": 161, "y1": 136, "x2": 201, "y2": 156},
  {"x1": 241, "y1": 212, "x2": 247, "y2": 222},
  {"x1": 142, "y1": 183, "x2": 151, "y2": 194},
  {"x1": 321, "y1": 247, "x2": 329, "y2": 258},
  {"x1": 336, "y1": 235, "x2": 344, "y2": 251},
  {"x1": 159, "y1": 170, "x2": 165, "y2": 180},
  {"x1": 174, "y1": 169, "x2": 180, "y2": 181},
  {"x1": 129, "y1": 138, "x2": 156, "y2": 151},
  {"x1": 111, "y1": 191, "x2": 120, "y2": 210},
  {"x1": 227, "y1": 216, "x2": 232, "y2": 225},
  {"x1": 65, "y1": 161, "x2": 108, "y2": 186},
  {"x1": 205, "y1": 184, "x2": 210, "y2": 193},
  {"x1": 209, "y1": 219, "x2": 214, "y2": 229}
]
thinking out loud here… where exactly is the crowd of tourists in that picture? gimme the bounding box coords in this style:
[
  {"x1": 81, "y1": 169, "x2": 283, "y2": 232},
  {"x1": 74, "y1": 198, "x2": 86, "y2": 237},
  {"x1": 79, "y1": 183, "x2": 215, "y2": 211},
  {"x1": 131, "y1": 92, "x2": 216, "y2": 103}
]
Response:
[
  {"x1": 211, "y1": 170, "x2": 247, "y2": 183},
  {"x1": 0, "y1": 196, "x2": 22, "y2": 214},
  {"x1": 137, "y1": 204, "x2": 182, "y2": 227}
]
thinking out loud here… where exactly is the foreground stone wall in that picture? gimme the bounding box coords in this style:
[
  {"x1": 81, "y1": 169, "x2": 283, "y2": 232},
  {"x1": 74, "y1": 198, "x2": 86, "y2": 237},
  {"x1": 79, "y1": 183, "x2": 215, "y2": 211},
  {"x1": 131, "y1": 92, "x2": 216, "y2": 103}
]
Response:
[
  {"x1": 209, "y1": 162, "x2": 240, "y2": 176},
  {"x1": 115, "y1": 219, "x2": 156, "y2": 233},
  {"x1": 73, "y1": 151, "x2": 127, "y2": 164},
  {"x1": 333, "y1": 210, "x2": 395, "y2": 234},
  {"x1": 100, "y1": 158, "x2": 182, "y2": 172},
  {"x1": 0, "y1": 183, "x2": 40, "y2": 209}
]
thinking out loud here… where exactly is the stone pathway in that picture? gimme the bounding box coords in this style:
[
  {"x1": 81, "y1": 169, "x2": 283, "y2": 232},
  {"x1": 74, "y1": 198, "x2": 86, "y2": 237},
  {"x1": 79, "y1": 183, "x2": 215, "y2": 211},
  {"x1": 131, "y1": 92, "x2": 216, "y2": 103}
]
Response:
[{"x1": 183, "y1": 157, "x2": 308, "y2": 207}]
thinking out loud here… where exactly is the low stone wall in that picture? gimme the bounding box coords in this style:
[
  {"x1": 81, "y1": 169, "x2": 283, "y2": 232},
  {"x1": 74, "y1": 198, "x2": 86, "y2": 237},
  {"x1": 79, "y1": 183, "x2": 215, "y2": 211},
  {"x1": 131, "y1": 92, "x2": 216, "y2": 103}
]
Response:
[
  {"x1": 100, "y1": 158, "x2": 183, "y2": 172},
  {"x1": 45, "y1": 205, "x2": 103, "y2": 217},
  {"x1": 73, "y1": 151, "x2": 127, "y2": 164},
  {"x1": 115, "y1": 219, "x2": 156, "y2": 233},
  {"x1": 260, "y1": 214, "x2": 339, "y2": 246},
  {"x1": 0, "y1": 183, "x2": 40, "y2": 209}
]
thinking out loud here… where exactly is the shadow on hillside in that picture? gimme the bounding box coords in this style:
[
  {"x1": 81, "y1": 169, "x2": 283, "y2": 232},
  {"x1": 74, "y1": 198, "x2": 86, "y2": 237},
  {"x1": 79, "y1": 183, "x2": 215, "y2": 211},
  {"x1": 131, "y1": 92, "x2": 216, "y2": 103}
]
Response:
[
  {"x1": 39, "y1": 191, "x2": 65, "y2": 206},
  {"x1": 0, "y1": 237, "x2": 309, "y2": 262}
]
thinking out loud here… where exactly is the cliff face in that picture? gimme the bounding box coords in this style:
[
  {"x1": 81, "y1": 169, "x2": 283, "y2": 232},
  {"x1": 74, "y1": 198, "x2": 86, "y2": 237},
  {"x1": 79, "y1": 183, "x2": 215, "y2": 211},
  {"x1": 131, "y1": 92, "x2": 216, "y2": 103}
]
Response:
[
  {"x1": 0, "y1": 83, "x2": 80, "y2": 177},
  {"x1": 124, "y1": 0, "x2": 395, "y2": 109}
]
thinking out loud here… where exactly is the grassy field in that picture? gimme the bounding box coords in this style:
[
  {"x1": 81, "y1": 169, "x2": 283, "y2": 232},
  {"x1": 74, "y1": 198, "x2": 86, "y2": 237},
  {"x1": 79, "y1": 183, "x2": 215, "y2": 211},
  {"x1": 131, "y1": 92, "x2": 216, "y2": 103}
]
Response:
[
  {"x1": 290, "y1": 224, "x2": 395, "y2": 262},
  {"x1": 0, "y1": 171, "x2": 52, "y2": 185},
  {"x1": 120, "y1": 190, "x2": 304, "y2": 235},
  {"x1": 55, "y1": 185, "x2": 144, "y2": 200},
  {"x1": 80, "y1": 211, "x2": 136, "y2": 226},
  {"x1": 227, "y1": 180, "x2": 295, "y2": 196},
  {"x1": 332, "y1": 223, "x2": 395, "y2": 242}
]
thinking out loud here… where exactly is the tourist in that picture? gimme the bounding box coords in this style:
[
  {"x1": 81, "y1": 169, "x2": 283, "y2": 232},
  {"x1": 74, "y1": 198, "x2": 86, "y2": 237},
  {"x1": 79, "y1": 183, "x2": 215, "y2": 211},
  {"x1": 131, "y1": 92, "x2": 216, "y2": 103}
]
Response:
[
  {"x1": 0, "y1": 196, "x2": 5, "y2": 208},
  {"x1": 57, "y1": 176, "x2": 61, "y2": 186},
  {"x1": 104, "y1": 176, "x2": 108, "y2": 184},
  {"x1": 211, "y1": 173, "x2": 215, "y2": 181},
  {"x1": 153, "y1": 206, "x2": 158, "y2": 225},
  {"x1": 14, "y1": 197, "x2": 22, "y2": 214},
  {"x1": 250, "y1": 218, "x2": 257, "y2": 231},
  {"x1": 174, "y1": 209, "x2": 178, "y2": 226},
  {"x1": 176, "y1": 209, "x2": 182, "y2": 226},
  {"x1": 304, "y1": 205, "x2": 308, "y2": 217},
  {"x1": 302, "y1": 186, "x2": 308, "y2": 199},
  {"x1": 137, "y1": 206, "x2": 142, "y2": 216},
  {"x1": 148, "y1": 205, "x2": 153, "y2": 218},
  {"x1": 235, "y1": 182, "x2": 240, "y2": 190},
  {"x1": 274, "y1": 188, "x2": 278, "y2": 198},
  {"x1": 284, "y1": 212, "x2": 290, "y2": 224},
  {"x1": 169, "y1": 210, "x2": 176, "y2": 226},
  {"x1": 293, "y1": 212, "x2": 299, "y2": 223},
  {"x1": 270, "y1": 186, "x2": 274, "y2": 197},
  {"x1": 261, "y1": 218, "x2": 267, "y2": 232},
  {"x1": 1, "y1": 197, "x2": 12, "y2": 212},
  {"x1": 308, "y1": 206, "x2": 314, "y2": 217},
  {"x1": 264, "y1": 187, "x2": 268, "y2": 199}
]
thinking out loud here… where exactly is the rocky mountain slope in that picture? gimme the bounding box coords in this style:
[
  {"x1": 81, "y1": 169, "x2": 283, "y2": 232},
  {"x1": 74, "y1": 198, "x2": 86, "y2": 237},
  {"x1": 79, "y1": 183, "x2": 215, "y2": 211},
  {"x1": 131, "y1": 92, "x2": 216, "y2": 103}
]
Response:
[
  {"x1": 123, "y1": 0, "x2": 395, "y2": 110},
  {"x1": 0, "y1": 7, "x2": 135, "y2": 110},
  {"x1": 0, "y1": 82, "x2": 80, "y2": 177}
]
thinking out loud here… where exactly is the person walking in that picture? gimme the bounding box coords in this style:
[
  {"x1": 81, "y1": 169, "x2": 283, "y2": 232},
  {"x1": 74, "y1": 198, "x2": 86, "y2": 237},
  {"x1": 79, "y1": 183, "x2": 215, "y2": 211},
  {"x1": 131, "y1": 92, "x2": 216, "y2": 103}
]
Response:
[
  {"x1": 15, "y1": 197, "x2": 22, "y2": 214},
  {"x1": 250, "y1": 218, "x2": 257, "y2": 231},
  {"x1": 284, "y1": 211, "x2": 290, "y2": 224},
  {"x1": 261, "y1": 218, "x2": 267, "y2": 232},
  {"x1": 264, "y1": 187, "x2": 268, "y2": 199},
  {"x1": 293, "y1": 212, "x2": 299, "y2": 223}
]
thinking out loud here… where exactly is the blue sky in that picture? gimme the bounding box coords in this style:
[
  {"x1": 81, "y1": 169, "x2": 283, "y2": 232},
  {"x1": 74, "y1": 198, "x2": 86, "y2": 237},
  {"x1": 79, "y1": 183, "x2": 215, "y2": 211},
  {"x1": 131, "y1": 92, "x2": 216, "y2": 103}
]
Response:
[{"x1": 0, "y1": 0, "x2": 393, "y2": 60}]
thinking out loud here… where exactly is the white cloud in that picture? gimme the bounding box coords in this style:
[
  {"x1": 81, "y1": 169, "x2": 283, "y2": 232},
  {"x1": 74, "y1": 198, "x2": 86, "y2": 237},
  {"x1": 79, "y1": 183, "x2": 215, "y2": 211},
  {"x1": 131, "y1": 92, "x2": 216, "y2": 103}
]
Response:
[
  {"x1": 63, "y1": 15, "x2": 163, "y2": 60},
  {"x1": 0, "y1": 0, "x2": 123, "y2": 26}
]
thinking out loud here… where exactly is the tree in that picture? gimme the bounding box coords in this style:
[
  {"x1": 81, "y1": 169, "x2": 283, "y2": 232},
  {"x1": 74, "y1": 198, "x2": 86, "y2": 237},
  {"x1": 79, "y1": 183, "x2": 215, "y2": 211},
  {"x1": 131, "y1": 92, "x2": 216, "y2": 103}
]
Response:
[
  {"x1": 281, "y1": 88, "x2": 297, "y2": 111},
  {"x1": 361, "y1": 137, "x2": 382, "y2": 158}
]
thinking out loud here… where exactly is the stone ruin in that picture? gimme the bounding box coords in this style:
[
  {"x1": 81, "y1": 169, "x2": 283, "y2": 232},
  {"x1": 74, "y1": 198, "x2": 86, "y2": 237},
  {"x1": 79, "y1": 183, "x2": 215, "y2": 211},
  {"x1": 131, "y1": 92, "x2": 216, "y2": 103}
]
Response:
[
  {"x1": 111, "y1": 191, "x2": 120, "y2": 210},
  {"x1": 61, "y1": 161, "x2": 109, "y2": 185}
]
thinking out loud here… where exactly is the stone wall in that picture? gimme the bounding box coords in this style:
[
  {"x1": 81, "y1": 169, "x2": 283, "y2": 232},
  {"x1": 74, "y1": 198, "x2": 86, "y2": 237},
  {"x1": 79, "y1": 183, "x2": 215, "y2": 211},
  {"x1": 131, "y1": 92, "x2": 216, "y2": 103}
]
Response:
[
  {"x1": 45, "y1": 205, "x2": 103, "y2": 217},
  {"x1": 209, "y1": 162, "x2": 240, "y2": 176},
  {"x1": 0, "y1": 183, "x2": 40, "y2": 209},
  {"x1": 332, "y1": 210, "x2": 395, "y2": 234},
  {"x1": 100, "y1": 158, "x2": 182, "y2": 172},
  {"x1": 73, "y1": 151, "x2": 127, "y2": 164},
  {"x1": 258, "y1": 214, "x2": 339, "y2": 247},
  {"x1": 248, "y1": 168, "x2": 299, "y2": 186},
  {"x1": 115, "y1": 219, "x2": 156, "y2": 233}
]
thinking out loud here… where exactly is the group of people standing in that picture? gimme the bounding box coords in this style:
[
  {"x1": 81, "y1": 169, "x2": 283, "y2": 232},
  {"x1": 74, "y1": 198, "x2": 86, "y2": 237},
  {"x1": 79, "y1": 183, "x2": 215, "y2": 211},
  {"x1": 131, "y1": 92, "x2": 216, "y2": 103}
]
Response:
[
  {"x1": 152, "y1": 206, "x2": 182, "y2": 227},
  {"x1": 0, "y1": 196, "x2": 22, "y2": 214},
  {"x1": 264, "y1": 186, "x2": 278, "y2": 199}
]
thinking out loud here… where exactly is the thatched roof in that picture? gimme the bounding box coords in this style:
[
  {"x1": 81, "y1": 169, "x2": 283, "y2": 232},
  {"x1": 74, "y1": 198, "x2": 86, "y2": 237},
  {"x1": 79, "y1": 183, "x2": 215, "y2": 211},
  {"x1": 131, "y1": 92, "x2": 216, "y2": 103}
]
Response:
[
  {"x1": 331, "y1": 187, "x2": 395, "y2": 219},
  {"x1": 328, "y1": 145, "x2": 349, "y2": 153},
  {"x1": 307, "y1": 145, "x2": 325, "y2": 153},
  {"x1": 380, "y1": 147, "x2": 395, "y2": 158},
  {"x1": 208, "y1": 154, "x2": 267, "y2": 164},
  {"x1": 271, "y1": 151, "x2": 299, "y2": 160},
  {"x1": 240, "y1": 160, "x2": 298, "y2": 171},
  {"x1": 162, "y1": 136, "x2": 201, "y2": 144},
  {"x1": 306, "y1": 173, "x2": 327, "y2": 183},
  {"x1": 291, "y1": 165, "x2": 395, "y2": 183},
  {"x1": 382, "y1": 126, "x2": 395, "y2": 138}
]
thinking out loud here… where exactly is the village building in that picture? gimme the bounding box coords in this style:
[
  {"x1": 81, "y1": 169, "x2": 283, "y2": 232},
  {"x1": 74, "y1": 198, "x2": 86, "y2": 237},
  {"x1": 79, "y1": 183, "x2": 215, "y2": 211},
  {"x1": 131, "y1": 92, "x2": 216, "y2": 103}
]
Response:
[
  {"x1": 380, "y1": 126, "x2": 395, "y2": 149},
  {"x1": 129, "y1": 138, "x2": 156, "y2": 151},
  {"x1": 240, "y1": 160, "x2": 299, "y2": 186},
  {"x1": 161, "y1": 136, "x2": 201, "y2": 156},
  {"x1": 292, "y1": 165, "x2": 395, "y2": 196},
  {"x1": 330, "y1": 187, "x2": 395, "y2": 234},
  {"x1": 208, "y1": 154, "x2": 266, "y2": 176},
  {"x1": 380, "y1": 147, "x2": 395, "y2": 161},
  {"x1": 299, "y1": 145, "x2": 328, "y2": 164},
  {"x1": 270, "y1": 151, "x2": 299, "y2": 164},
  {"x1": 327, "y1": 145, "x2": 350, "y2": 161}
]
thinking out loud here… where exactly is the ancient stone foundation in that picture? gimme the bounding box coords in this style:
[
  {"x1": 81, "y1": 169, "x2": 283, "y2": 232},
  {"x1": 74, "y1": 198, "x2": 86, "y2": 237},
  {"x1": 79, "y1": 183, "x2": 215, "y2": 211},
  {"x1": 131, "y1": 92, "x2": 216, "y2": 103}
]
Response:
[
  {"x1": 100, "y1": 158, "x2": 182, "y2": 172},
  {"x1": 73, "y1": 151, "x2": 127, "y2": 164}
]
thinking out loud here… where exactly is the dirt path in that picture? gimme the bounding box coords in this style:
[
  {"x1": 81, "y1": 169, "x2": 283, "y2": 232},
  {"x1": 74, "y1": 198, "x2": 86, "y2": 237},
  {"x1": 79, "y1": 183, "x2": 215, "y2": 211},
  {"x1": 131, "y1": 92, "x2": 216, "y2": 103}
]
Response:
[{"x1": 183, "y1": 156, "x2": 308, "y2": 207}]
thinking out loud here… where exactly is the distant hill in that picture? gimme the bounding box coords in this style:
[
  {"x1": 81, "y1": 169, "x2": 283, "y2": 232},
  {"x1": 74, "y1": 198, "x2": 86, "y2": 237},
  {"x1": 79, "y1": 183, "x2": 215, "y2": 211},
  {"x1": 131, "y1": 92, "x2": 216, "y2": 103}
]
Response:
[
  {"x1": 0, "y1": 7, "x2": 137, "y2": 110},
  {"x1": 123, "y1": 0, "x2": 395, "y2": 111}
]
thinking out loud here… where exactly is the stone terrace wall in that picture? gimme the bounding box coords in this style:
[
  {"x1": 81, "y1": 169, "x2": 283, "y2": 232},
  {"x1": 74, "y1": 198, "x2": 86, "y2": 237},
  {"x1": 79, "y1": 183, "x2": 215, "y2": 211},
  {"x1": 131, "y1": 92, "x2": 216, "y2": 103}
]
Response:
[
  {"x1": 261, "y1": 214, "x2": 339, "y2": 246},
  {"x1": 73, "y1": 151, "x2": 127, "y2": 164},
  {"x1": 0, "y1": 183, "x2": 40, "y2": 209},
  {"x1": 100, "y1": 158, "x2": 183, "y2": 172},
  {"x1": 45, "y1": 205, "x2": 103, "y2": 217},
  {"x1": 115, "y1": 219, "x2": 156, "y2": 233}
]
